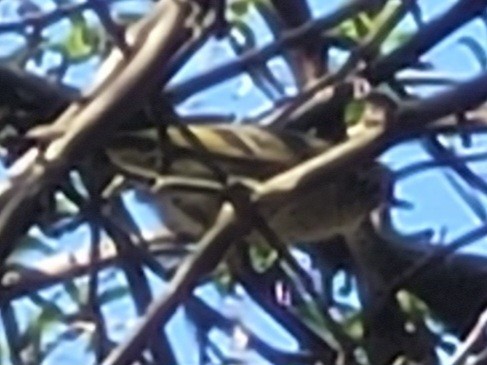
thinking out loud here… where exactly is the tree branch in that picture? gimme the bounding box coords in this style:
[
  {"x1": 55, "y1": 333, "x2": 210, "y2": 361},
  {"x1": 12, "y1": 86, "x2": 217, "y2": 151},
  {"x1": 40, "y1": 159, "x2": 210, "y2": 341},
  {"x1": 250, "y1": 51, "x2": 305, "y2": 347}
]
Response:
[
  {"x1": 186, "y1": 296, "x2": 321, "y2": 365},
  {"x1": 269, "y1": 0, "x2": 326, "y2": 86},
  {"x1": 396, "y1": 71, "x2": 487, "y2": 130},
  {"x1": 0, "y1": 0, "x2": 212, "y2": 264},
  {"x1": 101, "y1": 202, "x2": 247, "y2": 365},
  {"x1": 366, "y1": 0, "x2": 487, "y2": 83},
  {"x1": 450, "y1": 308, "x2": 487, "y2": 365},
  {"x1": 165, "y1": 0, "x2": 368, "y2": 103}
]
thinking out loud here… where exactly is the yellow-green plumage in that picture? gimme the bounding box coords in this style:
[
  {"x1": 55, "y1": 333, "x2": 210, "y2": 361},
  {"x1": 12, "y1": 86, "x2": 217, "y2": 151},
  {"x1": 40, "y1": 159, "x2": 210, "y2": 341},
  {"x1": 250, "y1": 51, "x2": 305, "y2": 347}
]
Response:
[{"x1": 106, "y1": 124, "x2": 387, "y2": 243}]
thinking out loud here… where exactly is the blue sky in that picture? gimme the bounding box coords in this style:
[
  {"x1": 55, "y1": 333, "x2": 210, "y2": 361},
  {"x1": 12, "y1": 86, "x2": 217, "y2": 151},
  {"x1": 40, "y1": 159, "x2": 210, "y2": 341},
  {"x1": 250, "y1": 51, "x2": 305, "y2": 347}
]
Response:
[{"x1": 1, "y1": 0, "x2": 487, "y2": 364}]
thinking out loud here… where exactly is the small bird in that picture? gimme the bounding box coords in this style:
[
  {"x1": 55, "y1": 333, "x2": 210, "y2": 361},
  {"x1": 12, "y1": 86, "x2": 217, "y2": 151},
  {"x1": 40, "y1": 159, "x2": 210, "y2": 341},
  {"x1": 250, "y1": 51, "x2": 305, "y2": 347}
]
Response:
[{"x1": 105, "y1": 124, "x2": 388, "y2": 245}]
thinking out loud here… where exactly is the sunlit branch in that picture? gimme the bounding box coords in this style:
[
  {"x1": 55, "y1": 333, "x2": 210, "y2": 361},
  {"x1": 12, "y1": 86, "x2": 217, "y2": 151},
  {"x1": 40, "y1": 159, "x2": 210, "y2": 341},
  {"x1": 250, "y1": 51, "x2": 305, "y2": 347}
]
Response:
[
  {"x1": 0, "y1": 229, "x2": 191, "y2": 301},
  {"x1": 166, "y1": 0, "x2": 487, "y2": 105},
  {"x1": 0, "y1": 0, "x2": 211, "y2": 264},
  {"x1": 101, "y1": 101, "x2": 393, "y2": 363},
  {"x1": 3, "y1": 1, "x2": 487, "y2": 363},
  {"x1": 449, "y1": 308, "x2": 487, "y2": 365},
  {"x1": 264, "y1": 0, "x2": 408, "y2": 130}
]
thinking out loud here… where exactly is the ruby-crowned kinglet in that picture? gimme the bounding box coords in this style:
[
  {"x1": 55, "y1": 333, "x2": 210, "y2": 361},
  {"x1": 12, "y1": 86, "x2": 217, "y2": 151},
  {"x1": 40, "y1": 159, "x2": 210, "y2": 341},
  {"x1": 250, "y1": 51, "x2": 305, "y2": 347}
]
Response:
[{"x1": 105, "y1": 124, "x2": 388, "y2": 244}]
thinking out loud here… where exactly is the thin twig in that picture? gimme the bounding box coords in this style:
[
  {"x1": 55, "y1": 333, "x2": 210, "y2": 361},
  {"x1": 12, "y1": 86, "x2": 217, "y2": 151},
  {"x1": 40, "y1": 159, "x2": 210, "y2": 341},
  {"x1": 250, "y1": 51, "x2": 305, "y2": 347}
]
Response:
[
  {"x1": 449, "y1": 308, "x2": 487, "y2": 365},
  {"x1": 165, "y1": 0, "x2": 368, "y2": 103}
]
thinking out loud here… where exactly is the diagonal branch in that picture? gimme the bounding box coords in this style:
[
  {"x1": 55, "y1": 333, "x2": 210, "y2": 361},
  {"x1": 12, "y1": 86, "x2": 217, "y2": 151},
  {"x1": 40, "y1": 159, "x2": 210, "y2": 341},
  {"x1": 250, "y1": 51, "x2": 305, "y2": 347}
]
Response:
[
  {"x1": 101, "y1": 202, "x2": 247, "y2": 365},
  {"x1": 396, "y1": 69, "x2": 487, "y2": 131},
  {"x1": 100, "y1": 109, "x2": 390, "y2": 363},
  {"x1": 450, "y1": 308, "x2": 487, "y2": 365},
  {"x1": 165, "y1": 0, "x2": 369, "y2": 103},
  {"x1": 366, "y1": 0, "x2": 487, "y2": 83},
  {"x1": 186, "y1": 295, "x2": 321, "y2": 364},
  {"x1": 269, "y1": 0, "x2": 326, "y2": 86},
  {"x1": 167, "y1": 0, "x2": 487, "y2": 104},
  {"x1": 0, "y1": 0, "x2": 213, "y2": 264}
]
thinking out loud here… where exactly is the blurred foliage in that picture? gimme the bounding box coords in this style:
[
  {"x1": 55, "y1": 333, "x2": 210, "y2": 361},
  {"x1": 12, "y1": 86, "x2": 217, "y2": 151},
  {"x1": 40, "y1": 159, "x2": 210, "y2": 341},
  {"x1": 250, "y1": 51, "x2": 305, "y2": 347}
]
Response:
[{"x1": 50, "y1": 13, "x2": 105, "y2": 62}]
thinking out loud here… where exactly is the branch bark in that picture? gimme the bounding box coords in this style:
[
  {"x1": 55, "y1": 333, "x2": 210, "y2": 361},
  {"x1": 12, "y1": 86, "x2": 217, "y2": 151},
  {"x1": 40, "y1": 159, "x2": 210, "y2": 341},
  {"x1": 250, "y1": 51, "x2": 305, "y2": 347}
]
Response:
[
  {"x1": 167, "y1": 0, "x2": 487, "y2": 104},
  {"x1": 269, "y1": 0, "x2": 325, "y2": 86},
  {"x1": 0, "y1": 0, "x2": 213, "y2": 264}
]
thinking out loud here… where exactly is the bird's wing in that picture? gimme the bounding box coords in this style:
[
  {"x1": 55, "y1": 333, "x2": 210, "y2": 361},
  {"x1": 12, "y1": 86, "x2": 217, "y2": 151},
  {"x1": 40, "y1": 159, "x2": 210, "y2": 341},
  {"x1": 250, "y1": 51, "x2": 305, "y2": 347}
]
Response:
[{"x1": 106, "y1": 124, "x2": 331, "y2": 181}]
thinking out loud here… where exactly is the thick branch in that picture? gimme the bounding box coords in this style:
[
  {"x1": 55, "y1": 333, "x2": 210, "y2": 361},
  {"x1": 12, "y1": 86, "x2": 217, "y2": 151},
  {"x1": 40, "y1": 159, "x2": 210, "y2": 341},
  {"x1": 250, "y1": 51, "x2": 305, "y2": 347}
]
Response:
[{"x1": 0, "y1": 0, "x2": 208, "y2": 263}]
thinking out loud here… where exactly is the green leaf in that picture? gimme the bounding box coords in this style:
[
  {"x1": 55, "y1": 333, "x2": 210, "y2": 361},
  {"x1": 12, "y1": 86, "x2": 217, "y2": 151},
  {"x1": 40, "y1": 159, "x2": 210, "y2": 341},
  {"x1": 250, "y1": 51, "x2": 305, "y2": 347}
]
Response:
[
  {"x1": 28, "y1": 293, "x2": 66, "y2": 332},
  {"x1": 342, "y1": 312, "x2": 364, "y2": 340},
  {"x1": 396, "y1": 290, "x2": 430, "y2": 320},
  {"x1": 371, "y1": 0, "x2": 401, "y2": 29},
  {"x1": 249, "y1": 242, "x2": 278, "y2": 273},
  {"x1": 38, "y1": 304, "x2": 64, "y2": 328},
  {"x1": 212, "y1": 265, "x2": 236, "y2": 295},
  {"x1": 345, "y1": 100, "x2": 366, "y2": 126},
  {"x1": 336, "y1": 19, "x2": 359, "y2": 40},
  {"x1": 69, "y1": 15, "x2": 98, "y2": 58},
  {"x1": 336, "y1": 4, "x2": 393, "y2": 41},
  {"x1": 229, "y1": 0, "x2": 250, "y2": 17},
  {"x1": 50, "y1": 13, "x2": 101, "y2": 61},
  {"x1": 354, "y1": 15, "x2": 373, "y2": 38}
]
